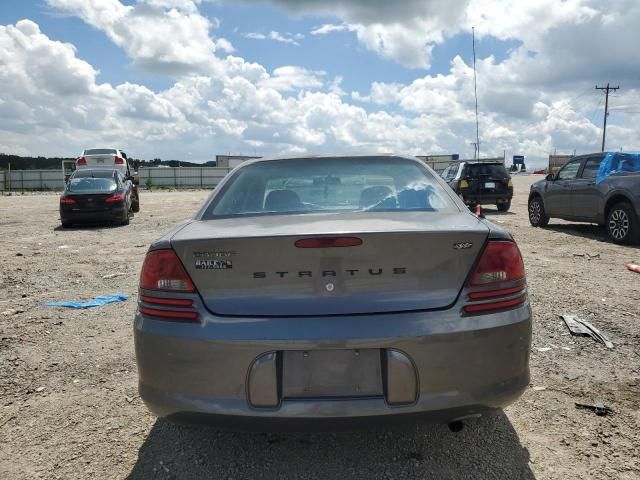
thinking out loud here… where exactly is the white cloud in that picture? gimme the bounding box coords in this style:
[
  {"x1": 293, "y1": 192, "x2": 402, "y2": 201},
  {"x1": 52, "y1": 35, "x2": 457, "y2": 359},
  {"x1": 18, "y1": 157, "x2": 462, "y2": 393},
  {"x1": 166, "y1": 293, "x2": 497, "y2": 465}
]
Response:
[
  {"x1": 259, "y1": 66, "x2": 325, "y2": 92},
  {"x1": 46, "y1": 0, "x2": 233, "y2": 75},
  {"x1": 244, "y1": 31, "x2": 302, "y2": 45},
  {"x1": 2, "y1": 0, "x2": 640, "y2": 166},
  {"x1": 310, "y1": 24, "x2": 349, "y2": 35}
]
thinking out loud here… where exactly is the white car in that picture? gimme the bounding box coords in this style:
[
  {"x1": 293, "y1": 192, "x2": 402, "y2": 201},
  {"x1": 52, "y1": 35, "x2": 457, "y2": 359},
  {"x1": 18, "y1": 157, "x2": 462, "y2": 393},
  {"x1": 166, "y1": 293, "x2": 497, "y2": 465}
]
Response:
[
  {"x1": 76, "y1": 148, "x2": 140, "y2": 212},
  {"x1": 76, "y1": 148, "x2": 129, "y2": 175}
]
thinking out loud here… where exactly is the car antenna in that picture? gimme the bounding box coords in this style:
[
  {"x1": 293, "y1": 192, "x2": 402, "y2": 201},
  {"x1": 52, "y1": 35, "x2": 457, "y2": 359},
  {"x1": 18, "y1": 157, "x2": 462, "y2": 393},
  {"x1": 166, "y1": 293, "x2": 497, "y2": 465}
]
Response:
[{"x1": 472, "y1": 27, "x2": 481, "y2": 161}]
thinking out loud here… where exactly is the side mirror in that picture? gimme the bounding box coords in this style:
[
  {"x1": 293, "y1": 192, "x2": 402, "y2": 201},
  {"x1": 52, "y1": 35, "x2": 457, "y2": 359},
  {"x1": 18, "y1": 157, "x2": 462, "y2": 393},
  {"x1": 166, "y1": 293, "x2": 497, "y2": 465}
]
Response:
[
  {"x1": 545, "y1": 173, "x2": 555, "y2": 181},
  {"x1": 132, "y1": 176, "x2": 140, "y2": 186}
]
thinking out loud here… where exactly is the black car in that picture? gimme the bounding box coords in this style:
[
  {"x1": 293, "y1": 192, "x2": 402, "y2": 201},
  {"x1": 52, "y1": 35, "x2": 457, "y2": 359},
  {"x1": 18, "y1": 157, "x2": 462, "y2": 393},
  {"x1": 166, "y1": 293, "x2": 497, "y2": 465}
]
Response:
[
  {"x1": 441, "y1": 161, "x2": 513, "y2": 211},
  {"x1": 60, "y1": 169, "x2": 133, "y2": 227}
]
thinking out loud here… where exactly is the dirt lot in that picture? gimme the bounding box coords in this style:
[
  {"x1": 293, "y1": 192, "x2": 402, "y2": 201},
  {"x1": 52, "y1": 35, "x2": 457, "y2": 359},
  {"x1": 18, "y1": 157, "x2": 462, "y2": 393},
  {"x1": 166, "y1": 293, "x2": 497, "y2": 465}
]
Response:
[{"x1": 1, "y1": 175, "x2": 639, "y2": 479}]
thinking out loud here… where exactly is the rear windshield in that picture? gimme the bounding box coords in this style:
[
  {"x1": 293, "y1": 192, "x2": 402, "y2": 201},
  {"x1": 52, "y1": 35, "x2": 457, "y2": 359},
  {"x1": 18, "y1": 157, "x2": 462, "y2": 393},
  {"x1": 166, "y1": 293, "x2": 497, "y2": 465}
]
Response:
[
  {"x1": 83, "y1": 149, "x2": 117, "y2": 156},
  {"x1": 68, "y1": 170, "x2": 118, "y2": 192},
  {"x1": 202, "y1": 157, "x2": 456, "y2": 219},
  {"x1": 464, "y1": 163, "x2": 508, "y2": 178}
]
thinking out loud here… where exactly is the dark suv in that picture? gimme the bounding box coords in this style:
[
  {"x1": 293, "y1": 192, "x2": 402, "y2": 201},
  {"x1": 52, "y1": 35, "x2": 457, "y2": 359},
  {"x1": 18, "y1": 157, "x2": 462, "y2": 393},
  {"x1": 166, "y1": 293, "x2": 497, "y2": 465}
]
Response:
[
  {"x1": 441, "y1": 161, "x2": 513, "y2": 211},
  {"x1": 528, "y1": 152, "x2": 640, "y2": 244}
]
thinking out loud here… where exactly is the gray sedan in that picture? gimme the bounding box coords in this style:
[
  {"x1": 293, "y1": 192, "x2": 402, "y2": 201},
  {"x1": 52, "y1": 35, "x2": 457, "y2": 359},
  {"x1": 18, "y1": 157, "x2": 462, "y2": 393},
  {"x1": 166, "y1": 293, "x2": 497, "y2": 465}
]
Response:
[{"x1": 134, "y1": 155, "x2": 531, "y2": 430}]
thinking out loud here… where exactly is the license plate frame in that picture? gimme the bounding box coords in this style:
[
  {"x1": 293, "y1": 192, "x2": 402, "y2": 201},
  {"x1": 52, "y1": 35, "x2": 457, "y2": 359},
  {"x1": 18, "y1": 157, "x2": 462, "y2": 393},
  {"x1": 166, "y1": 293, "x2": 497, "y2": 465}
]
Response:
[{"x1": 484, "y1": 181, "x2": 496, "y2": 188}]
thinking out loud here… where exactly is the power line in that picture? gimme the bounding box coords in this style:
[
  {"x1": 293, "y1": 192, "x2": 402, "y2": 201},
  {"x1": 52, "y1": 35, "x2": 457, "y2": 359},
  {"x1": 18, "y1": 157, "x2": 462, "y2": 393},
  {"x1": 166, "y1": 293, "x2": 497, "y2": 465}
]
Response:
[{"x1": 595, "y1": 83, "x2": 620, "y2": 152}]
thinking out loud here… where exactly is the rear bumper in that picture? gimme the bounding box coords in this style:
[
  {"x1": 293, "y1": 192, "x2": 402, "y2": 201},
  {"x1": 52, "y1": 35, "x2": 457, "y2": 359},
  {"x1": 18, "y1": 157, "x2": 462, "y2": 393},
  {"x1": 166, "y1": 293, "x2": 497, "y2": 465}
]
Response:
[
  {"x1": 460, "y1": 193, "x2": 512, "y2": 205},
  {"x1": 134, "y1": 299, "x2": 532, "y2": 429},
  {"x1": 60, "y1": 205, "x2": 127, "y2": 224}
]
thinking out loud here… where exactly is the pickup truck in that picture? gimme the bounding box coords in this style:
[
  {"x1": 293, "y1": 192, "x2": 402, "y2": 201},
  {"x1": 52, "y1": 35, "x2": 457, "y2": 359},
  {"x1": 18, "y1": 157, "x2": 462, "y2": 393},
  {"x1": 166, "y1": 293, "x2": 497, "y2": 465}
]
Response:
[{"x1": 528, "y1": 152, "x2": 640, "y2": 244}]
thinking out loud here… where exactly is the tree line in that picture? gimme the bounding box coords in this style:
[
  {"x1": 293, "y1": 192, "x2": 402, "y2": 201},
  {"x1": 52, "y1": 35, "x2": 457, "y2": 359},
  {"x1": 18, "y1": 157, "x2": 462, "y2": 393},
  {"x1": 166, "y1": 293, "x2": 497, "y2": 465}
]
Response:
[{"x1": 0, "y1": 154, "x2": 216, "y2": 170}]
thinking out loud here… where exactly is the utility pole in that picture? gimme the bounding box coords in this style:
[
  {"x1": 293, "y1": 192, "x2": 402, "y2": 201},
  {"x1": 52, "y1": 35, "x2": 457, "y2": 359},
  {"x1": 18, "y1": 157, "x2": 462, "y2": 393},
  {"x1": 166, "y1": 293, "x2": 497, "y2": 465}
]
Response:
[{"x1": 595, "y1": 83, "x2": 619, "y2": 152}]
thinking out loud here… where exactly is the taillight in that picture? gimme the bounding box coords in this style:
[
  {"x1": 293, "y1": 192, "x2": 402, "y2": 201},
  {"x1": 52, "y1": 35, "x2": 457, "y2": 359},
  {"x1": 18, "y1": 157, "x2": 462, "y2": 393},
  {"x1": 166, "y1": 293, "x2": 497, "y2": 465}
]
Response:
[
  {"x1": 464, "y1": 241, "x2": 526, "y2": 315},
  {"x1": 105, "y1": 192, "x2": 125, "y2": 203},
  {"x1": 76, "y1": 156, "x2": 86, "y2": 166},
  {"x1": 469, "y1": 241, "x2": 525, "y2": 285},
  {"x1": 140, "y1": 249, "x2": 195, "y2": 292},
  {"x1": 115, "y1": 156, "x2": 124, "y2": 165},
  {"x1": 295, "y1": 236, "x2": 362, "y2": 248},
  {"x1": 60, "y1": 196, "x2": 76, "y2": 205}
]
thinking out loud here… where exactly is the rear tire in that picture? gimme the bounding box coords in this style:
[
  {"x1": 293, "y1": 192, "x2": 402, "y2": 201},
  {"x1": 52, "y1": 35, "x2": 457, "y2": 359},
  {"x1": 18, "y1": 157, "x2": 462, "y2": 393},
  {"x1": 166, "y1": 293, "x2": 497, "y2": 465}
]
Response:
[
  {"x1": 497, "y1": 201, "x2": 511, "y2": 212},
  {"x1": 606, "y1": 202, "x2": 639, "y2": 245},
  {"x1": 121, "y1": 209, "x2": 130, "y2": 226},
  {"x1": 131, "y1": 198, "x2": 140, "y2": 213},
  {"x1": 528, "y1": 196, "x2": 549, "y2": 227},
  {"x1": 61, "y1": 221, "x2": 72, "y2": 228}
]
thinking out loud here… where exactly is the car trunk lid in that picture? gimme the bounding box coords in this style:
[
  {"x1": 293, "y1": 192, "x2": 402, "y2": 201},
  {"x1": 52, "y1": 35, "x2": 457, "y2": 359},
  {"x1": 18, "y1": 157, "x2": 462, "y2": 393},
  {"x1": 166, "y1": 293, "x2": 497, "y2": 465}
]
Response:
[{"x1": 171, "y1": 212, "x2": 489, "y2": 316}]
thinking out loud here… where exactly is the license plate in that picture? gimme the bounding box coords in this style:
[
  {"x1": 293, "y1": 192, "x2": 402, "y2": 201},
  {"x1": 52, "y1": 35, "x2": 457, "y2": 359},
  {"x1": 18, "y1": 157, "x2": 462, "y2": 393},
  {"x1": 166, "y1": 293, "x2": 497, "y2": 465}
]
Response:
[
  {"x1": 484, "y1": 182, "x2": 496, "y2": 188},
  {"x1": 282, "y1": 349, "x2": 382, "y2": 397},
  {"x1": 96, "y1": 159, "x2": 105, "y2": 163}
]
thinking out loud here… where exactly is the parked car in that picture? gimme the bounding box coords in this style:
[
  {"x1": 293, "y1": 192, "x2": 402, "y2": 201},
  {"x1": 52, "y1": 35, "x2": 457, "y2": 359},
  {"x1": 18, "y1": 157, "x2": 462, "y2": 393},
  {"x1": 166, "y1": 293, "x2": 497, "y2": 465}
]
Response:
[
  {"x1": 60, "y1": 168, "x2": 133, "y2": 227},
  {"x1": 441, "y1": 161, "x2": 513, "y2": 211},
  {"x1": 528, "y1": 152, "x2": 640, "y2": 244},
  {"x1": 134, "y1": 154, "x2": 531, "y2": 430},
  {"x1": 76, "y1": 148, "x2": 140, "y2": 212}
]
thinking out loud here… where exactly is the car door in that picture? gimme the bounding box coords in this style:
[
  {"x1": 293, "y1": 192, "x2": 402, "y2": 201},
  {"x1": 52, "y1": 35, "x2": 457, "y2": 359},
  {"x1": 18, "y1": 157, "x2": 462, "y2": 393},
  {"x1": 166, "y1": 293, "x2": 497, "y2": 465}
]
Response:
[
  {"x1": 570, "y1": 155, "x2": 605, "y2": 221},
  {"x1": 544, "y1": 158, "x2": 583, "y2": 217}
]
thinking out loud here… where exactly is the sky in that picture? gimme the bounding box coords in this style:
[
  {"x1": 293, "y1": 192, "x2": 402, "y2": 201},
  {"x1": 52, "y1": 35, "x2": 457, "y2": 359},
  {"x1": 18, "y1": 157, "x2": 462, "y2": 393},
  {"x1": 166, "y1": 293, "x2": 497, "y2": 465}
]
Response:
[{"x1": 1, "y1": 0, "x2": 639, "y2": 167}]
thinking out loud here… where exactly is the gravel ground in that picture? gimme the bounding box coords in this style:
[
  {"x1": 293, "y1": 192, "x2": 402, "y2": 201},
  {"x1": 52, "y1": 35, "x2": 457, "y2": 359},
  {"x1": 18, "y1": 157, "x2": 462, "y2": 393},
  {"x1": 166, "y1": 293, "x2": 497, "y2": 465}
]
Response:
[{"x1": 1, "y1": 175, "x2": 639, "y2": 479}]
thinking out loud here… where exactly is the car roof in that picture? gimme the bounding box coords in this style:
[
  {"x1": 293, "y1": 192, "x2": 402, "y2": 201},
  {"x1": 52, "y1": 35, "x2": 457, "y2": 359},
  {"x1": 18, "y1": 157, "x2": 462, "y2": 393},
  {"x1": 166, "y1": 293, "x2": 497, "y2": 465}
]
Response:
[
  {"x1": 464, "y1": 161, "x2": 505, "y2": 165},
  {"x1": 236, "y1": 153, "x2": 423, "y2": 169}
]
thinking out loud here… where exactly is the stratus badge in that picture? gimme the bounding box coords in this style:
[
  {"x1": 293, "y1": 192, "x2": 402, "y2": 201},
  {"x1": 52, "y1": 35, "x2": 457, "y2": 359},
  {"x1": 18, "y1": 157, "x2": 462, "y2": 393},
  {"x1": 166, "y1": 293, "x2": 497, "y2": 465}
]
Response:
[{"x1": 453, "y1": 242, "x2": 473, "y2": 250}]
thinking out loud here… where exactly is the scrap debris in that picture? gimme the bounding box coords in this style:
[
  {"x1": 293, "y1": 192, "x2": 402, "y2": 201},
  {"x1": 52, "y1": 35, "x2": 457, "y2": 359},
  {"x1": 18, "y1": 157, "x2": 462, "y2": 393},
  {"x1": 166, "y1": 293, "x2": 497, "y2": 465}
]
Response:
[
  {"x1": 47, "y1": 293, "x2": 128, "y2": 309},
  {"x1": 560, "y1": 315, "x2": 613, "y2": 349},
  {"x1": 575, "y1": 400, "x2": 613, "y2": 416},
  {"x1": 625, "y1": 263, "x2": 640, "y2": 273}
]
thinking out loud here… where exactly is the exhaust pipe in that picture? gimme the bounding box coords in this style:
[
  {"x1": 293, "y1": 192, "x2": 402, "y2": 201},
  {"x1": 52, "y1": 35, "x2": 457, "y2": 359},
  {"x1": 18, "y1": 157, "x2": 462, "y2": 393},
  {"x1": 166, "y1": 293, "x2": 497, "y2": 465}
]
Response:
[{"x1": 448, "y1": 420, "x2": 464, "y2": 433}]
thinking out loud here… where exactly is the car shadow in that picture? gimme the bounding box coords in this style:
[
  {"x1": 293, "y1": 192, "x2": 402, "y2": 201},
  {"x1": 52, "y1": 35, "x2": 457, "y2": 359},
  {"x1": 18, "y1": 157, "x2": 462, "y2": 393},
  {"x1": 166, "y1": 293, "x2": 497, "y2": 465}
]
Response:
[
  {"x1": 53, "y1": 223, "x2": 125, "y2": 231},
  {"x1": 480, "y1": 208, "x2": 516, "y2": 216},
  {"x1": 545, "y1": 223, "x2": 640, "y2": 249},
  {"x1": 52, "y1": 214, "x2": 134, "y2": 231},
  {"x1": 127, "y1": 413, "x2": 534, "y2": 479}
]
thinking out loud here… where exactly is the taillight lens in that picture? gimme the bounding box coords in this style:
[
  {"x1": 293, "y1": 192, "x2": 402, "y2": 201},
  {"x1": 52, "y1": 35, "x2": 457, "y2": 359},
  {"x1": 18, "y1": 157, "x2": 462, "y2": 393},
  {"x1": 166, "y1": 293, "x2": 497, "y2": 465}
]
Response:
[
  {"x1": 469, "y1": 241, "x2": 525, "y2": 286},
  {"x1": 105, "y1": 192, "x2": 125, "y2": 203},
  {"x1": 464, "y1": 240, "x2": 526, "y2": 315},
  {"x1": 115, "y1": 156, "x2": 124, "y2": 165},
  {"x1": 60, "y1": 196, "x2": 76, "y2": 205},
  {"x1": 76, "y1": 156, "x2": 86, "y2": 166},
  {"x1": 140, "y1": 249, "x2": 195, "y2": 292}
]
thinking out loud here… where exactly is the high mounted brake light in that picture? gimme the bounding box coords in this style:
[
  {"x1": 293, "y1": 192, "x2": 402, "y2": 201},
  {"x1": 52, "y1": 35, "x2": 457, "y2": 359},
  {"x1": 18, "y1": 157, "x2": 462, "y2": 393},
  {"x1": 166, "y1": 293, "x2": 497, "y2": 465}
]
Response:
[
  {"x1": 295, "y1": 237, "x2": 362, "y2": 248},
  {"x1": 140, "y1": 249, "x2": 195, "y2": 292},
  {"x1": 464, "y1": 241, "x2": 526, "y2": 315}
]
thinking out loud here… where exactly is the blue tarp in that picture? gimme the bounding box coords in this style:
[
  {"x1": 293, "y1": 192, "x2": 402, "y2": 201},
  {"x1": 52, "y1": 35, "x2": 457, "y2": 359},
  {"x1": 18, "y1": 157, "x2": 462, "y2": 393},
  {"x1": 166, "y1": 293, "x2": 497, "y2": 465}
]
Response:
[
  {"x1": 47, "y1": 293, "x2": 128, "y2": 309},
  {"x1": 596, "y1": 152, "x2": 640, "y2": 184}
]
